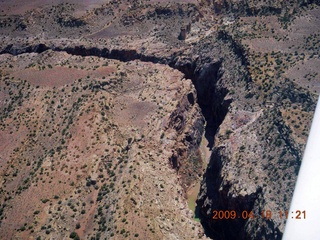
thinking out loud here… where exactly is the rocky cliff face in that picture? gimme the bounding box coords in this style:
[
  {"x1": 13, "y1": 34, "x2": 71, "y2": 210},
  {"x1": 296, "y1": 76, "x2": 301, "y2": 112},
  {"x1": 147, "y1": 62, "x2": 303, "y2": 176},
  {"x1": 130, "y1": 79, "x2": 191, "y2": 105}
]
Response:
[
  {"x1": 193, "y1": 3, "x2": 319, "y2": 240},
  {"x1": 186, "y1": 34, "x2": 316, "y2": 239},
  {"x1": 0, "y1": 0, "x2": 319, "y2": 239},
  {"x1": 0, "y1": 49, "x2": 207, "y2": 239}
]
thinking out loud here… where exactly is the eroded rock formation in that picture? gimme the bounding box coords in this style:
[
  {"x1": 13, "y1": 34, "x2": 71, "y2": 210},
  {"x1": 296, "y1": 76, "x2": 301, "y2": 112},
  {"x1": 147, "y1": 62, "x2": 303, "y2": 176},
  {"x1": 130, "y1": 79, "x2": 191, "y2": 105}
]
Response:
[{"x1": 0, "y1": 0, "x2": 319, "y2": 239}]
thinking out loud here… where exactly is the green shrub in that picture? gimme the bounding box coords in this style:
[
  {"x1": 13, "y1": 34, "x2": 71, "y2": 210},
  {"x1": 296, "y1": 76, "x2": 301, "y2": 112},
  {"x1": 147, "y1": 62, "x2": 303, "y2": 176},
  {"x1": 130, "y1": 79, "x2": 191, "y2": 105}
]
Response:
[{"x1": 69, "y1": 231, "x2": 80, "y2": 239}]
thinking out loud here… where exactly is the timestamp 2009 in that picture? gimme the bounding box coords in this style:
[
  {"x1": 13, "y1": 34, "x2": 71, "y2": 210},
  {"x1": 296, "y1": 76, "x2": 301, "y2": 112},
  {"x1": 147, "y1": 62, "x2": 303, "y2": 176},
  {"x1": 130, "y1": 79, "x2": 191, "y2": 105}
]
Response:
[{"x1": 212, "y1": 210, "x2": 306, "y2": 220}]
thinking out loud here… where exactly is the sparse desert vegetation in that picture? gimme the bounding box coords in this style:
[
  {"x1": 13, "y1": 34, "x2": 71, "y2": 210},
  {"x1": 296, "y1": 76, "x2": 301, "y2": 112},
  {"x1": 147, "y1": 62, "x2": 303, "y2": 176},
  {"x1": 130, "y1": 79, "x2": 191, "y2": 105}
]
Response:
[{"x1": 0, "y1": 0, "x2": 319, "y2": 239}]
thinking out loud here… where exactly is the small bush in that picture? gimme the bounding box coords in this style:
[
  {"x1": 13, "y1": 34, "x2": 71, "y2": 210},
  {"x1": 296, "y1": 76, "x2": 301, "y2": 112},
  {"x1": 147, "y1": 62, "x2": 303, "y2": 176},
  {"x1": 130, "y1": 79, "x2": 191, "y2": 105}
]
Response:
[{"x1": 69, "y1": 231, "x2": 79, "y2": 239}]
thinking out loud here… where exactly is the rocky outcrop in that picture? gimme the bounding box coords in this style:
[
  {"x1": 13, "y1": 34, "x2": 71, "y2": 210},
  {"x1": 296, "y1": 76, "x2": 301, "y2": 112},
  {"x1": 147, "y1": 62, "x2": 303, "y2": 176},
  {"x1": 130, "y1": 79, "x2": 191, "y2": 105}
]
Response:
[
  {"x1": 178, "y1": 23, "x2": 191, "y2": 41},
  {"x1": 197, "y1": 147, "x2": 265, "y2": 240},
  {"x1": 56, "y1": 15, "x2": 87, "y2": 27},
  {"x1": 175, "y1": 32, "x2": 315, "y2": 239},
  {"x1": 166, "y1": 90, "x2": 205, "y2": 189},
  {"x1": 202, "y1": 0, "x2": 320, "y2": 16},
  {"x1": 0, "y1": 42, "x2": 168, "y2": 64}
]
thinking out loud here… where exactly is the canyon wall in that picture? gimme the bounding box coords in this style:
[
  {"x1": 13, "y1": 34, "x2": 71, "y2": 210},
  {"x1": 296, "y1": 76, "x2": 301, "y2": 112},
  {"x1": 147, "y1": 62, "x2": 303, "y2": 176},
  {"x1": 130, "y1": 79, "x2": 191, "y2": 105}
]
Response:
[{"x1": 0, "y1": 0, "x2": 319, "y2": 239}]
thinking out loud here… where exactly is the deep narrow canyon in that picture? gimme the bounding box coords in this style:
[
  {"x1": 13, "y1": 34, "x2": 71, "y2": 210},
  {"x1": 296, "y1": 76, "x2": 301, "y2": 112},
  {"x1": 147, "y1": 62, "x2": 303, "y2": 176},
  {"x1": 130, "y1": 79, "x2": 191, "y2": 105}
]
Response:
[
  {"x1": 1, "y1": 41, "x2": 248, "y2": 238},
  {"x1": 1, "y1": 1, "x2": 319, "y2": 239}
]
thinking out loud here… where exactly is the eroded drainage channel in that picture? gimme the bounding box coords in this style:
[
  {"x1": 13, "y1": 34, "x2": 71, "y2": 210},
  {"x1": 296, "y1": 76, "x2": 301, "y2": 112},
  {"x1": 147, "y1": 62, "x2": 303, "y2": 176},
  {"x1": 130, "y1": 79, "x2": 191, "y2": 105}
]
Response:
[
  {"x1": 1, "y1": 43, "x2": 235, "y2": 239},
  {"x1": 173, "y1": 56, "x2": 231, "y2": 212}
]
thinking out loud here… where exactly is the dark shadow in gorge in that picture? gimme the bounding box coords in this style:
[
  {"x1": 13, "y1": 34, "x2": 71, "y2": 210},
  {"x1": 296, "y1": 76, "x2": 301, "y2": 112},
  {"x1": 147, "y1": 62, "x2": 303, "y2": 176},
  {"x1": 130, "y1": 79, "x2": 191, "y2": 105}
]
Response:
[
  {"x1": 196, "y1": 146, "x2": 263, "y2": 239},
  {"x1": 173, "y1": 58, "x2": 231, "y2": 151}
]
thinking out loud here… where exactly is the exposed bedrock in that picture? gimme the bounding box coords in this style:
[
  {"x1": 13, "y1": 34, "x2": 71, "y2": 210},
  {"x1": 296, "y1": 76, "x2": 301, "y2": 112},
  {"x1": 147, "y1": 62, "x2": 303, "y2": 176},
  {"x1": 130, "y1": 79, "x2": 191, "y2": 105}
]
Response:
[
  {"x1": 191, "y1": 59, "x2": 286, "y2": 239},
  {"x1": 0, "y1": 39, "x2": 294, "y2": 240},
  {"x1": 201, "y1": 0, "x2": 320, "y2": 16},
  {"x1": 196, "y1": 146, "x2": 283, "y2": 240},
  {"x1": 192, "y1": 61, "x2": 230, "y2": 150},
  {"x1": 181, "y1": 58, "x2": 264, "y2": 240},
  {"x1": 173, "y1": 56, "x2": 230, "y2": 137},
  {"x1": 167, "y1": 57, "x2": 231, "y2": 189},
  {"x1": 0, "y1": 43, "x2": 167, "y2": 63},
  {"x1": 172, "y1": 40, "x2": 299, "y2": 239},
  {"x1": 197, "y1": 147, "x2": 262, "y2": 240}
]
